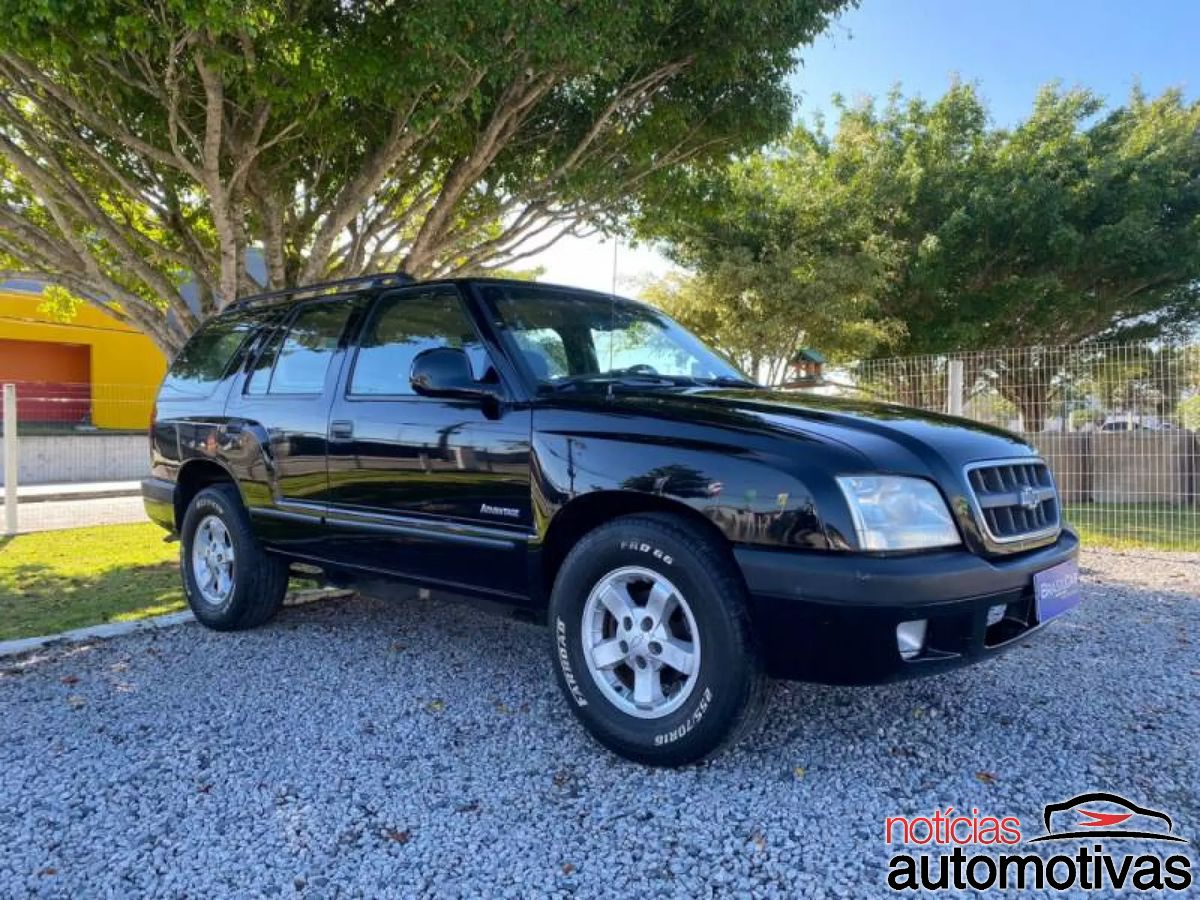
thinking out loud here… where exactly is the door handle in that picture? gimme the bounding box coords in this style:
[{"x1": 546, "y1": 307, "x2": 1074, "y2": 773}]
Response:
[{"x1": 330, "y1": 420, "x2": 354, "y2": 440}]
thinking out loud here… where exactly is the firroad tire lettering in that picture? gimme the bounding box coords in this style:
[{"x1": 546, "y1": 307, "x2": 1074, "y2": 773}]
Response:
[
  {"x1": 619, "y1": 540, "x2": 673, "y2": 566},
  {"x1": 654, "y1": 687, "x2": 712, "y2": 746},
  {"x1": 556, "y1": 618, "x2": 587, "y2": 707},
  {"x1": 196, "y1": 497, "x2": 223, "y2": 516}
]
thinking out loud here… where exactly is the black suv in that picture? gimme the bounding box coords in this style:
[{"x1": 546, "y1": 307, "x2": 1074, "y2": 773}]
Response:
[{"x1": 144, "y1": 274, "x2": 1080, "y2": 765}]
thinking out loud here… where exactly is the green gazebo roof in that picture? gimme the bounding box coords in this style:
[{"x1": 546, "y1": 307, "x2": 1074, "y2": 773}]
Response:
[{"x1": 790, "y1": 348, "x2": 826, "y2": 365}]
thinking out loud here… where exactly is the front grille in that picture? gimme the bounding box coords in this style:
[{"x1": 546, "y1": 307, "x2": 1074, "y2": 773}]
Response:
[{"x1": 965, "y1": 460, "x2": 1060, "y2": 544}]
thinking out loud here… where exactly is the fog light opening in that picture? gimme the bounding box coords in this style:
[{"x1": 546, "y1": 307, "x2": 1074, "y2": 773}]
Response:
[
  {"x1": 986, "y1": 603, "x2": 1007, "y2": 627},
  {"x1": 896, "y1": 619, "x2": 928, "y2": 661}
]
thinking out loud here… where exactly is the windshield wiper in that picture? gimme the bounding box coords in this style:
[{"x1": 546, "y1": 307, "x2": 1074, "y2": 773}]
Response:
[
  {"x1": 692, "y1": 375, "x2": 760, "y2": 389},
  {"x1": 543, "y1": 370, "x2": 693, "y2": 392},
  {"x1": 543, "y1": 371, "x2": 760, "y2": 393}
]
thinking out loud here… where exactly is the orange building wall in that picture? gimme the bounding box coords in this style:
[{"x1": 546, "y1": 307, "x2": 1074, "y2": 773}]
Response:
[
  {"x1": 0, "y1": 288, "x2": 168, "y2": 429},
  {"x1": 0, "y1": 338, "x2": 90, "y2": 383}
]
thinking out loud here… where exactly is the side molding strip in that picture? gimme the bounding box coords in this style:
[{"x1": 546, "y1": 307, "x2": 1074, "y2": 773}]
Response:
[
  {"x1": 325, "y1": 515, "x2": 519, "y2": 550},
  {"x1": 251, "y1": 504, "x2": 526, "y2": 550}
]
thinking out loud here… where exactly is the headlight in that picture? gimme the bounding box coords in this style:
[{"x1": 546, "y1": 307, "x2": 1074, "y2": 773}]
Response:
[{"x1": 836, "y1": 476, "x2": 960, "y2": 551}]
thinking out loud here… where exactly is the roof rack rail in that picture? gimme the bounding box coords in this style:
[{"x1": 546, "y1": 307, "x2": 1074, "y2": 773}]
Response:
[{"x1": 228, "y1": 271, "x2": 416, "y2": 310}]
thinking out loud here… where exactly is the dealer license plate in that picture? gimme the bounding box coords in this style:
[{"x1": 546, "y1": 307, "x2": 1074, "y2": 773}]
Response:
[{"x1": 1034, "y1": 559, "x2": 1081, "y2": 624}]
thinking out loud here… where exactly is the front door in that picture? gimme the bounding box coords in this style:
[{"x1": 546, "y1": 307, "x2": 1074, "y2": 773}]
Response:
[{"x1": 322, "y1": 285, "x2": 533, "y2": 599}]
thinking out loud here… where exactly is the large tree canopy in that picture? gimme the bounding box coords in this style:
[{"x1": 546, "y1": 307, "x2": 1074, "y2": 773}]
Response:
[
  {"x1": 641, "y1": 82, "x2": 1200, "y2": 412},
  {"x1": 0, "y1": 0, "x2": 850, "y2": 353}
]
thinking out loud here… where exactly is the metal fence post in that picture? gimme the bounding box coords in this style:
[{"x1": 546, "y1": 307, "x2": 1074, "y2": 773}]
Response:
[
  {"x1": 946, "y1": 359, "x2": 965, "y2": 417},
  {"x1": 3, "y1": 383, "x2": 16, "y2": 535}
]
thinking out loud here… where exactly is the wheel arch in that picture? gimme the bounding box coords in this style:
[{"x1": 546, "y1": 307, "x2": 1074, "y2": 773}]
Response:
[
  {"x1": 174, "y1": 458, "x2": 240, "y2": 530},
  {"x1": 540, "y1": 491, "x2": 735, "y2": 598}
]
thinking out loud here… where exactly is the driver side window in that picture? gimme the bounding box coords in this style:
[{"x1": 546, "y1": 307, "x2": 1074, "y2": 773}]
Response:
[{"x1": 349, "y1": 289, "x2": 494, "y2": 396}]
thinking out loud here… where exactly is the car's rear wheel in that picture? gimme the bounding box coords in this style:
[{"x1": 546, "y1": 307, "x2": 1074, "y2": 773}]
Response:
[
  {"x1": 549, "y1": 513, "x2": 768, "y2": 766},
  {"x1": 180, "y1": 484, "x2": 288, "y2": 631}
]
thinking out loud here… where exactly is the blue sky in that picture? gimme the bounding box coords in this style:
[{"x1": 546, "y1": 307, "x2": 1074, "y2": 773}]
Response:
[
  {"x1": 533, "y1": 0, "x2": 1200, "y2": 292},
  {"x1": 792, "y1": 0, "x2": 1198, "y2": 127}
]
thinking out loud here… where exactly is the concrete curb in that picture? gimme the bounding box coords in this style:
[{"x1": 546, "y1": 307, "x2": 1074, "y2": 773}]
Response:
[
  {"x1": 10, "y1": 480, "x2": 143, "y2": 504},
  {"x1": 0, "y1": 611, "x2": 195, "y2": 659},
  {"x1": 16, "y1": 486, "x2": 142, "y2": 504},
  {"x1": 0, "y1": 588, "x2": 355, "y2": 660}
]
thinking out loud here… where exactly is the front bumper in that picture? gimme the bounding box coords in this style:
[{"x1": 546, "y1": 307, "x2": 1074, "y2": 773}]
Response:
[{"x1": 735, "y1": 529, "x2": 1080, "y2": 685}]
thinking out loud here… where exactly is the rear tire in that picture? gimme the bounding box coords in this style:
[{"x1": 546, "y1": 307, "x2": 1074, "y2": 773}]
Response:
[
  {"x1": 549, "y1": 513, "x2": 768, "y2": 766},
  {"x1": 180, "y1": 484, "x2": 288, "y2": 631}
]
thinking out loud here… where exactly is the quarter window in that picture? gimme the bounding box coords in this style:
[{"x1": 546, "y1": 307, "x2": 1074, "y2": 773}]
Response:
[
  {"x1": 349, "y1": 289, "x2": 493, "y2": 396},
  {"x1": 160, "y1": 315, "x2": 262, "y2": 398}
]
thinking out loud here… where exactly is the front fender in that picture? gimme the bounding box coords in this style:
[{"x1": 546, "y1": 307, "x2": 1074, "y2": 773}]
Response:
[{"x1": 532, "y1": 430, "x2": 833, "y2": 550}]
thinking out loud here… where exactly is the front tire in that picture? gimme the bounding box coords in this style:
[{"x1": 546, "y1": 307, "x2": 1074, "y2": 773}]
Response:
[
  {"x1": 549, "y1": 513, "x2": 768, "y2": 766},
  {"x1": 180, "y1": 484, "x2": 288, "y2": 631}
]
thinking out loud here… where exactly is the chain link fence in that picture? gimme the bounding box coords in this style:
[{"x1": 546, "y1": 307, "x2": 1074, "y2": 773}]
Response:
[
  {"x1": 1, "y1": 381, "x2": 153, "y2": 534},
  {"x1": 832, "y1": 342, "x2": 1200, "y2": 553}
]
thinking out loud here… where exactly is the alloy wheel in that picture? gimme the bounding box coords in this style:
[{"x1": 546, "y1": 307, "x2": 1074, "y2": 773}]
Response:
[{"x1": 581, "y1": 566, "x2": 701, "y2": 719}]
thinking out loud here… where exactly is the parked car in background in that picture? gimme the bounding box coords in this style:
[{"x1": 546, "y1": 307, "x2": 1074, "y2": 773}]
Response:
[
  {"x1": 143, "y1": 274, "x2": 1080, "y2": 765},
  {"x1": 1100, "y1": 415, "x2": 1180, "y2": 432}
]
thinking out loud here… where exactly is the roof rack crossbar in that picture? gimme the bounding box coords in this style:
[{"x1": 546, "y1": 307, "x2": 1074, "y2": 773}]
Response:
[{"x1": 228, "y1": 271, "x2": 416, "y2": 310}]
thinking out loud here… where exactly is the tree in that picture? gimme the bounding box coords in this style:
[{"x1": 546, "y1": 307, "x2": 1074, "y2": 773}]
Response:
[
  {"x1": 869, "y1": 84, "x2": 1200, "y2": 428},
  {"x1": 639, "y1": 127, "x2": 903, "y2": 382},
  {"x1": 0, "y1": 0, "x2": 851, "y2": 354},
  {"x1": 1180, "y1": 394, "x2": 1200, "y2": 432},
  {"x1": 641, "y1": 82, "x2": 1200, "y2": 425}
]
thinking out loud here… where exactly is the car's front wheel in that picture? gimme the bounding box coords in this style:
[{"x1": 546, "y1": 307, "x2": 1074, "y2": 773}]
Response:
[
  {"x1": 549, "y1": 513, "x2": 768, "y2": 766},
  {"x1": 180, "y1": 484, "x2": 288, "y2": 631}
]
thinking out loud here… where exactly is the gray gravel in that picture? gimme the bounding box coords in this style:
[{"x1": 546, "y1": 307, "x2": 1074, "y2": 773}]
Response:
[{"x1": 1, "y1": 549, "x2": 1196, "y2": 899}]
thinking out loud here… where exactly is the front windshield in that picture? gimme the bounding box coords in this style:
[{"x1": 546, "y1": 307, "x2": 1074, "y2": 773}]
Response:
[{"x1": 480, "y1": 283, "x2": 751, "y2": 387}]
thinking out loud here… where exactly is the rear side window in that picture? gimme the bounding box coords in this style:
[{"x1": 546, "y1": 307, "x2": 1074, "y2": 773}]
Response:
[
  {"x1": 160, "y1": 316, "x2": 258, "y2": 398},
  {"x1": 349, "y1": 289, "x2": 493, "y2": 396},
  {"x1": 246, "y1": 300, "x2": 354, "y2": 395}
]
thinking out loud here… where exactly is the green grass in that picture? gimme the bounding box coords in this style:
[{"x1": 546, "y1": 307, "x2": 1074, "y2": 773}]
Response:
[
  {"x1": 1064, "y1": 503, "x2": 1200, "y2": 552},
  {"x1": 0, "y1": 523, "x2": 184, "y2": 641}
]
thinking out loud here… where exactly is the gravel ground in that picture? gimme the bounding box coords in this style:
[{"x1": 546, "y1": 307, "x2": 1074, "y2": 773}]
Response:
[{"x1": 0, "y1": 549, "x2": 1196, "y2": 899}]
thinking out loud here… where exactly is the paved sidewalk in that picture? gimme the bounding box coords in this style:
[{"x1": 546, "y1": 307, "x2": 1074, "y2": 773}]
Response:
[
  {"x1": 1, "y1": 480, "x2": 145, "y2": 533},
  {"x1": 12, "y1": 480, "x2": 142, "y2": 502}
]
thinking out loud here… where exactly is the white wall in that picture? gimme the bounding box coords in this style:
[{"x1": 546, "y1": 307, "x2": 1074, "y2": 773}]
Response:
[{"x1": 0, "y1": 434, "x2": 149, "y2": 485}]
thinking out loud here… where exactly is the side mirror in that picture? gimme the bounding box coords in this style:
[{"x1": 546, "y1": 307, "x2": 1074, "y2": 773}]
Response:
[{"x1": 410, "y1": 347, "x2": 500, "y2": 400}]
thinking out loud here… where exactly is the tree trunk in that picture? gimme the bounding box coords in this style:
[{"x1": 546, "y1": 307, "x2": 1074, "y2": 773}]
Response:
[{"x1": 998, "y1": 378, "x2": 1050, "y2": 433}]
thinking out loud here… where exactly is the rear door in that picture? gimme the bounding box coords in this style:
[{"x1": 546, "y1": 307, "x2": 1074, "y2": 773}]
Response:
[
  {"x1": 321, "y1": 284, "x2": 533, "y2": 599},
  {"x1": 224, "y1": 296, "x2": 362, "y2": 552}
]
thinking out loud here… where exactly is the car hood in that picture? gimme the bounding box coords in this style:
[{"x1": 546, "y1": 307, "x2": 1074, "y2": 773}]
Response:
[{"x1": 607, "y1": 387, "x2": 1038, "y2": 475}]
